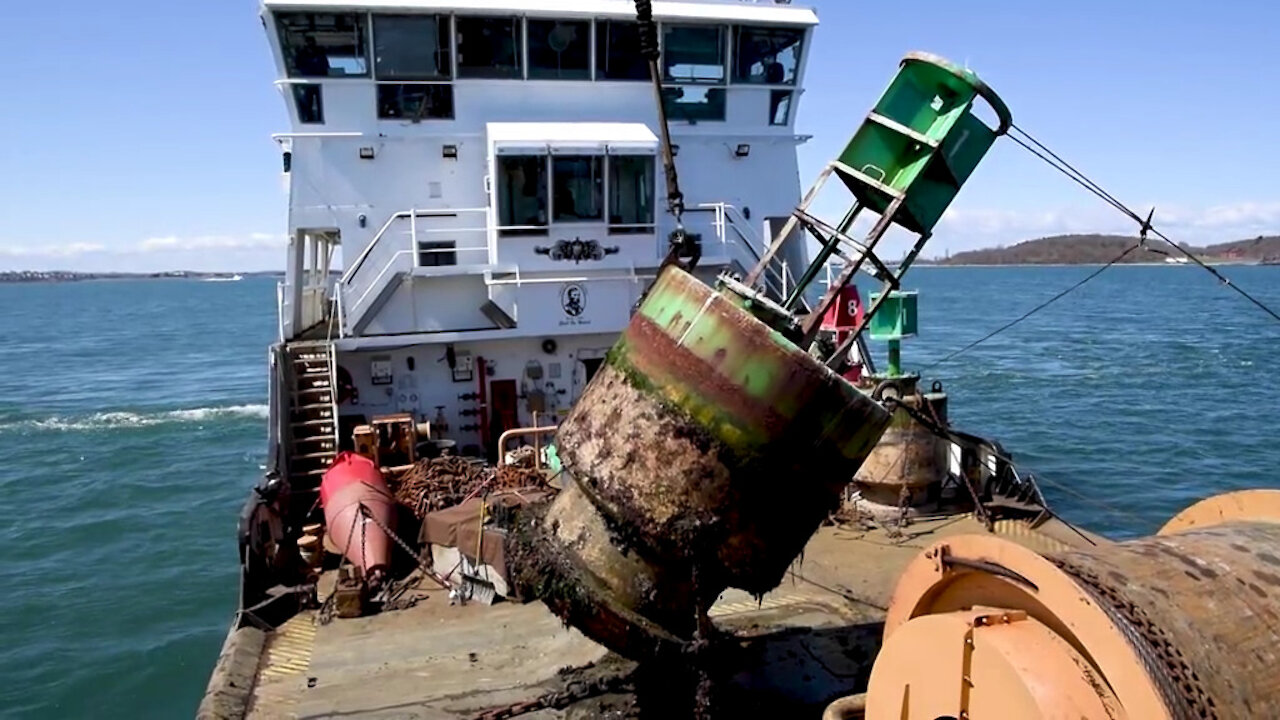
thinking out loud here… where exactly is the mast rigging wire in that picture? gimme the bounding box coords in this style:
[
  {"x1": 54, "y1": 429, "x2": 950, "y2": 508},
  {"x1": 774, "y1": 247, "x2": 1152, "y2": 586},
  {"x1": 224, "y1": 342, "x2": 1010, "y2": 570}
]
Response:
[
  {"x1": 1008, "y1": 123, "x2": 1280, "y2": 324},
  {"x1": 923, "y1": 242, "x2": 1141, "y2": 371},
  {"x1": 925, "y1": 123, "x2": 1280, "y2": 369}
]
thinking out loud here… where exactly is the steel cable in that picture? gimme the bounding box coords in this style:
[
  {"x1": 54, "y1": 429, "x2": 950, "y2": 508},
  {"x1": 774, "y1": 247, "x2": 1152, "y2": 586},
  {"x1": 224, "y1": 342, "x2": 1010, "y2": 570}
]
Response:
[
  {"x1": 924, "y1": 241, "x2": 1141, "y2": 371},
  {"x1": 1008, "y1": 123, "x2": 1280, "y2": 324}
]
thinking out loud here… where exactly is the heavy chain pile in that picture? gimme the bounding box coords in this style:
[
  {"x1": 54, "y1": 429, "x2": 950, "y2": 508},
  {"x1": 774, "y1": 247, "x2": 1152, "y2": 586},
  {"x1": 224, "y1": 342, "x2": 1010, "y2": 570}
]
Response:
[
  {"x1": 390, "y1": 455, "x2": 553, "y2": 518},
  {"x1": 391, "y1": 457, "x2": 493, "y2": 518}
]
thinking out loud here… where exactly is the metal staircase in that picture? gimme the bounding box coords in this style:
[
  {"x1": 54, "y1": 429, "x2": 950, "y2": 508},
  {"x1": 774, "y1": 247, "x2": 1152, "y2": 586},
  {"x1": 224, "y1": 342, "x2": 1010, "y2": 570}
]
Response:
[{"x1": 285, "y1": 342, "x2": 339, "y2": 488}]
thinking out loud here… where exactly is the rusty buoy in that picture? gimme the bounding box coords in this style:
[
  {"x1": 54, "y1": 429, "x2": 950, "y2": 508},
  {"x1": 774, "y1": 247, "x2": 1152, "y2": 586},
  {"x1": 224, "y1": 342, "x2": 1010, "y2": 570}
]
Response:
[{"x1": 513, "y1": 266, "x2": 891, "y2": 659}]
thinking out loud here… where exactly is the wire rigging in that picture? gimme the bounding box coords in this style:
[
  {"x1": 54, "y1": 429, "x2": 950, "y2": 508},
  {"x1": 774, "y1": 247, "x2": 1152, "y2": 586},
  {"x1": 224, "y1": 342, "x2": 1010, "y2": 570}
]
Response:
[
  {"x1": 926, "y1": 122, "x2": 1280, "y2": 368},
  {"x1": 1009, "y1": 123, "x2": 1280, "y2": 324},
  {"x1": 924, "y1": 241, "x2": 1141, "y2": 371}
]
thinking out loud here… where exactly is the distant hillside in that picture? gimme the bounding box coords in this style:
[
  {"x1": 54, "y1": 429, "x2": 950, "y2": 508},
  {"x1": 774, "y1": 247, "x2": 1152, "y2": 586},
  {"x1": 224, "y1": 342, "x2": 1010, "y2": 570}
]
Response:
[{"x1": 935, "y1": 234, "x2": 1280, "y2": 265}]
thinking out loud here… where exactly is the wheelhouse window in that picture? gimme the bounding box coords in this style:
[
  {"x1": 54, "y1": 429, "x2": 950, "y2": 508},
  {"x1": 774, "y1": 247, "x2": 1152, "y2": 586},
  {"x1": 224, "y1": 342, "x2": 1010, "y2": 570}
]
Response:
[
  {"x1": 276, "y1": 12, "x2": 368, "y2": 77},
  {"x1": 609, "y1": 156, "x2": 655, "y2": 234},
  {"x1": 552, "y1": 156, "x2": 604, "y2": 222},
  {"x1": 596, "y1": 21, "x2": 648, "y2": 80},
  {"x1": 497, "y1": 155, "x2": 548, "y2": 236},
  {"x1": 662, "y1": 25, "x2": 726, "y2": 84},
  {"x1": 456, "y1": 17, "x2": 522, "y2": 79},
  {"x1": 292, "y1": 84, "x2": 324, "y2": 124},
  {"x1": 732, "y1": 26, "x2": 804, "y2": 85},
  {"x1": 770, "y1": 90, "x2": 793, "y2": 126},
  {"x1": 377, "y1": 84, "x2": 454, "y2": 120},
  {"x1": 662, "y1": 86, "x2": 726, "y2": 122},
  {"x1": 528, "y1": 20, "x2": 590, "y2": 80},
  {"x1": 373, "y1": 14, "x2": 451, "y2": 80}
]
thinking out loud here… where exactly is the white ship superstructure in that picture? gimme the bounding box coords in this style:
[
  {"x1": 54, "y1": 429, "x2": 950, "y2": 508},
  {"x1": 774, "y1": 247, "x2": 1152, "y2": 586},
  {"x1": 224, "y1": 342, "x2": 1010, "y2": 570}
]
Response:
[{"x1": 262, "y1": 0, "x2": 819, "y2": 484}]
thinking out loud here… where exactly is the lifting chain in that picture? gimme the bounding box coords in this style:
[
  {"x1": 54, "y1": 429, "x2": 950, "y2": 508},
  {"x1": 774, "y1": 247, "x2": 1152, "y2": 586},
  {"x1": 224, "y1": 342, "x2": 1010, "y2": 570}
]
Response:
[
  {"x1": 1049, "y1": 557, "x2": 1216, "y2": 720},
  {"x1": 469, "y1": 674, "x2": 634, "y2": 720},
  {"x1": 318, "y1": 503, "x2": 367, "y2": 626},
  {"x1": 318, "y1": 502, "x2": 449, "y2": 626},
  {"x1": 358, "y1": 503, "x2": 452, "y2": 590}
]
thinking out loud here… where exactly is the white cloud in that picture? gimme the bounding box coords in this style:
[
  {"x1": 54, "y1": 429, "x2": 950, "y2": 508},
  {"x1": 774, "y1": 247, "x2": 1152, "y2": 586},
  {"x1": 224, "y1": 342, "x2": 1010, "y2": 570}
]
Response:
[
  {"x1": 933, "y1": 199, "x2": 1280, "y2": 254},
  {"x1": 0, "y1": 233, "x2": 284, "y2": 259},
  {"x1": 1160, "y1": 201, "x2": 1280, "y2": 232},
  {"x1": 135, "y1": 233, "x2": 286, "y2": 252},
  {"x1": 0, "y1": 233, "x2": 287, "y2": 272}
]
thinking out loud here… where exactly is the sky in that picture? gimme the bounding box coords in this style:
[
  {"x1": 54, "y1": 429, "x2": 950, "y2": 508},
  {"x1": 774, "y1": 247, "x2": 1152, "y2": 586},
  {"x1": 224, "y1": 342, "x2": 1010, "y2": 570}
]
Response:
[{"x1": 1, "y1": 0, "x2": 1277, "y2": 271}]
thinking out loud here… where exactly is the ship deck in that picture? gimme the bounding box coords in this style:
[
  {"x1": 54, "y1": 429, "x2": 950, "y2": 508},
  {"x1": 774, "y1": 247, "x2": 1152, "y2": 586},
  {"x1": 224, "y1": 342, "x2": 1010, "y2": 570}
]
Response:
[{"x1": 235, "y1": 514, "x2": 1094, "y2": 719}]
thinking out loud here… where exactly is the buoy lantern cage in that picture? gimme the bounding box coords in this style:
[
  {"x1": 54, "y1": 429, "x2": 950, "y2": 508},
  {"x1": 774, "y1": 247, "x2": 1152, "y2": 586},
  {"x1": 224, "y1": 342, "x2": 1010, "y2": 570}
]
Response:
[
  {"x1": 837, "y1": 52, "x2": 1013, "y2": 236},
  {"x1": 744, "y1": 52, "x2": 1011, "y2": 365}
]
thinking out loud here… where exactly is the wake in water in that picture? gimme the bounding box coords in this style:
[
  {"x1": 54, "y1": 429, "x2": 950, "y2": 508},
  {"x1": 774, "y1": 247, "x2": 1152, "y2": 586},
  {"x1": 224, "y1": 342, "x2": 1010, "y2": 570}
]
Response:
[{"x1": 0, "y1": 404, "x2": 269, "y2": 434}]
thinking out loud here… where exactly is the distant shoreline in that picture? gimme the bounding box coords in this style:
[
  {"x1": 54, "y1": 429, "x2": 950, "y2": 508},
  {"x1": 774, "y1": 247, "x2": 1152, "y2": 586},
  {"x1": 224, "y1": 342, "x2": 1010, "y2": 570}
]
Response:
[
  {"x1": 0, "y1": 271, "x2": 292, "y2": 284},
  {"x1": 936, "y1": 233, "x2": 1279, "y2": 266},
  {"x1": 4, "y1": 262, "x2": 1273, "y2": 284}
]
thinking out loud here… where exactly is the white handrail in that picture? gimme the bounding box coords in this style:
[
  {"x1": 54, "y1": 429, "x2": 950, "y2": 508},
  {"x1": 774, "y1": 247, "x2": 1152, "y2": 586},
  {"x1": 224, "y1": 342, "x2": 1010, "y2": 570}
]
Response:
[
  {"x1": 486, "y1": 273, "x2": 654, "y2": 286},
  {"x1": 334, "y1": 280, "x2": 346, "y2": 339},
  {"x1": 692, "y1": 202, "x2": 788, "y2": 297},
  {"x1": 409, "y1": 207, "x2": 418, "y2": 266},
  {"x1": 346, "y1": 243, "x2": 490, "y2": 312},
  {"x1": 341, "y1": 207, "x2": 489, "y2": 286},
  {"x1": 275, "y1": 281, "x2": 286, "y2": 343}
]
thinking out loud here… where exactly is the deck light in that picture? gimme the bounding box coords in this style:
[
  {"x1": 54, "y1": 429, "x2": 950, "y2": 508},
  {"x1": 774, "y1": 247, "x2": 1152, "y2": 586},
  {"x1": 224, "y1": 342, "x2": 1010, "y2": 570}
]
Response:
[
  {"x1": 359, "y1": 146, "x2": 376, "y2": 159},
  {"x1": 734, "y1": 143, "x2": 751, "y2": 158},
  {"x1": 442, "y1": 144, "x2": 459, "y2": 159}
]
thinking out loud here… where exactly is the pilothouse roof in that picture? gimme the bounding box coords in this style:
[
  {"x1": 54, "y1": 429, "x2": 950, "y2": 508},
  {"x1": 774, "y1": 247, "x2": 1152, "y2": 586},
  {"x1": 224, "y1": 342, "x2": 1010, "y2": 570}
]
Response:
[{"x1": 262, "y1": 0, "x2": 818, "y2": 26}]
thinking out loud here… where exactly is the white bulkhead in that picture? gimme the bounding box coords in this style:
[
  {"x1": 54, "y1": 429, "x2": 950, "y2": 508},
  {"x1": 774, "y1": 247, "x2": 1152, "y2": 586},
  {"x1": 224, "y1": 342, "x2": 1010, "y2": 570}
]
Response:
[{"x1": 262, "y1": 0, "x2": 818, "y2": 458}]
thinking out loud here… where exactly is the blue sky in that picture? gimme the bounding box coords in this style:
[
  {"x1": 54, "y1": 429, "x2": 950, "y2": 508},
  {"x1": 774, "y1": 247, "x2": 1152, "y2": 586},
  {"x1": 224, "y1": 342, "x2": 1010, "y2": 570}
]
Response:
[{"x1": 2, "y1": 0, "x2": 1276, "y2": 271}]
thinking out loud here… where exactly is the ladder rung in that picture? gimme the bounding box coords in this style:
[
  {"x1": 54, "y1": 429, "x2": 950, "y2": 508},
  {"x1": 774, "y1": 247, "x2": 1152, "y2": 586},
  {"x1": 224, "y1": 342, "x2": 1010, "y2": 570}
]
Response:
[
  {"x1": 294, "y1": 387, "x2": 333, "y2": 395},
  {"x1": 292, "y1": 419, "x2": 335, "y2": 428},
  {"x1": 291, "y1": 451, "x2": 337, "y2": 461},
  {"x1": 292, "y1": 403, "x2": 333, "y2": 411},
  {"x1": 291, "y1": 459, "x2": 334, "y2": 470},
  {"x1": 866, "y1": 111, "x2": 940, "y2": 148},
  {"x1": 292, "y1": 436, "x2": 335, "y2": 444}
]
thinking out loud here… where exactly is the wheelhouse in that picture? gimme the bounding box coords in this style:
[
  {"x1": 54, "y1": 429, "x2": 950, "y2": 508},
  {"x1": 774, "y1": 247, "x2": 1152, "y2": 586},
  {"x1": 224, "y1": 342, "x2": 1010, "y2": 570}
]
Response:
[{"x1": 259, "y1": 0, "x2": 819, "y2": 473}]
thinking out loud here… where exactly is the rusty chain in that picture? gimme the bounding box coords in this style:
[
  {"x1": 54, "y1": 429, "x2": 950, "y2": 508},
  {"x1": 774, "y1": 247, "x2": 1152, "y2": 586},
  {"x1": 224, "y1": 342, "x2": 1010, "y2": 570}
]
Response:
[
  {"x1": 469, "y1": 674, "x2": 634, "y2": 720},
  {"x1": 1051, "y1": 557, "x2": 1214, "y2": 720},
  {"x1": 358, "y1": 503, "x2": 451, "y2": 590}
]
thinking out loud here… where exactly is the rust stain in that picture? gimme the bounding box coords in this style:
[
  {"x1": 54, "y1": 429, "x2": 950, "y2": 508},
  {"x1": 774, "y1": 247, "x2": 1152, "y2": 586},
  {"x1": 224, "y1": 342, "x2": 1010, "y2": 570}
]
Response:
[{"x1": 623, "y1": 314, "x2": 795, "y2": 437}]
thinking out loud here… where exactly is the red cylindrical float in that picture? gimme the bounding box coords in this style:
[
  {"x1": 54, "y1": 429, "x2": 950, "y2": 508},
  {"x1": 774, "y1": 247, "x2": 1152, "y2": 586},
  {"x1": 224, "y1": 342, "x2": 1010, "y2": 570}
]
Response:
[{"x1": 320, "y1": 451, "x2": 394, "y2": 580}]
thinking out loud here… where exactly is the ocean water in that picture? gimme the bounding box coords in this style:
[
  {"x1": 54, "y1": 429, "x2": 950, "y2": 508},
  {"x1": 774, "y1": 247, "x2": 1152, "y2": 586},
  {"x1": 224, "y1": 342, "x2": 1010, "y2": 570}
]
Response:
[{"x1": 1, "y1": 266, "x2": 1278, "y2": 718}]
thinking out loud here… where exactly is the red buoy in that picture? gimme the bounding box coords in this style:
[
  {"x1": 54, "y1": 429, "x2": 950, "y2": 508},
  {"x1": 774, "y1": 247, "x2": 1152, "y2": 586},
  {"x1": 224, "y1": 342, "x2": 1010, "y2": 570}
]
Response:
[{"x1": 320, "y1": 452, "x2": 394, "y2": 581}]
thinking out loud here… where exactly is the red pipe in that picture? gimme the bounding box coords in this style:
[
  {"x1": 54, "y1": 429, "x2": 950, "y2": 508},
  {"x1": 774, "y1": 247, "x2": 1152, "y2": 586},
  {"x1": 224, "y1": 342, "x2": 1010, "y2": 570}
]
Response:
[{"x1": 476, "y1": 355, "x2": 489, "y2": 453}]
